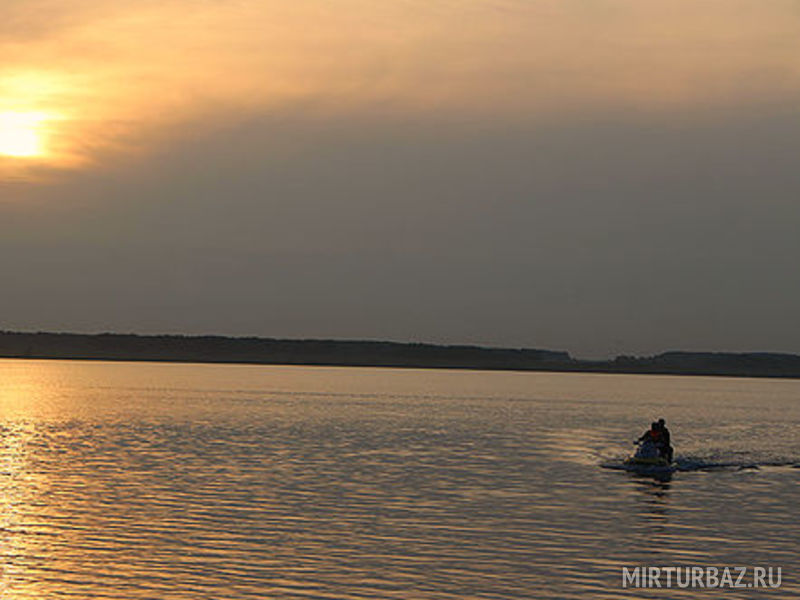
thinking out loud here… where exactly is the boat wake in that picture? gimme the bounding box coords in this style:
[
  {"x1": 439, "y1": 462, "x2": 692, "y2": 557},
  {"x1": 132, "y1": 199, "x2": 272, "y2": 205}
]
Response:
[{"x1": 602, "y1": 456, "x2": 800, "y2": 474}]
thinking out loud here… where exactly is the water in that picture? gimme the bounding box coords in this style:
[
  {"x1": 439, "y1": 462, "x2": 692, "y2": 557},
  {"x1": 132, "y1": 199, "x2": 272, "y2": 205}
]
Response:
[{"x1": 1, "y1": 359, "x2": 798, "y2": 599}]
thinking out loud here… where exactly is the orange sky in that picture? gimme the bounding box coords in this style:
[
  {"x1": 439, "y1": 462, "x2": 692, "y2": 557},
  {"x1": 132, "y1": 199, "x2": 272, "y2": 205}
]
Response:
[
  {"x1": 2, "y1": 0, "x2": 799, "y2": 176},
  {"x1": 2, "y1": 2, "x2": 800, "y2": 355}
]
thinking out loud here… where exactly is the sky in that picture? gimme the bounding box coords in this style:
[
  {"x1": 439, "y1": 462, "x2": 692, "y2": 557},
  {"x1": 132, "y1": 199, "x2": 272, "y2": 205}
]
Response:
[{"x1": 1, "y1": 0, "x2": 799, "y2": 358}]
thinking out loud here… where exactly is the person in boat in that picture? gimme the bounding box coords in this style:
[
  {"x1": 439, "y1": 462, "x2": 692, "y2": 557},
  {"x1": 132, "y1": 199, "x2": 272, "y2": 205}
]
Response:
[
  {"x1": 636, "y1": 422, "x2": 663, "y2": 446},
  {"x1": 636, "y1": 421, "x2": 668, "y2": 459},
  {"x1": 657, "y1": 418, "x2": 674, "y2": 463},
  {"x1": 635, "y1": 420, "x2": 673, "y2": 462}
]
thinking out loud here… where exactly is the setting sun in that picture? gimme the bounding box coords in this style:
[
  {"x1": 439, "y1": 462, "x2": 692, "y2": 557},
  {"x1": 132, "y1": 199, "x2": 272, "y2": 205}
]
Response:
[{"x1": 0, "y1": 111, "x2": 49, "y2": 158}]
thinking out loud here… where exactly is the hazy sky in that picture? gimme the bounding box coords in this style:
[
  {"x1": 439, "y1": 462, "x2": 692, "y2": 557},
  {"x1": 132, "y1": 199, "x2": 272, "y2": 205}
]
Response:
[{"x1": 1, "y1": 1, "x2": 799, "y2": 357}]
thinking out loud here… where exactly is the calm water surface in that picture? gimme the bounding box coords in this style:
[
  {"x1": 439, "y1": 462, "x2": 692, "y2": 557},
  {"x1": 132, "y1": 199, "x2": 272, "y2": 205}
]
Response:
[{"x1": 1, "y1": 359, "x2": 798, "y2": 598}]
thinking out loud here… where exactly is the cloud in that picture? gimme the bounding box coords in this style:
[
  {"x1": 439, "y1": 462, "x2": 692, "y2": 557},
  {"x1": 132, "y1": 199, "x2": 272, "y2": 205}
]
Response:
[
  {"x1": 2, "y1": 102, "x2": 799, "y2": 355},
  {"x1": 1, "y1": 0, "x2": 799, "y2": 174}
]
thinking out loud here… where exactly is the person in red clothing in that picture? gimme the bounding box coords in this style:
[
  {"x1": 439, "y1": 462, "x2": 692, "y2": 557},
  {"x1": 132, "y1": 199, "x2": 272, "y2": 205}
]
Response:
[{"x1": 636, "y1": 421, "x2": 669, "y2": 460}]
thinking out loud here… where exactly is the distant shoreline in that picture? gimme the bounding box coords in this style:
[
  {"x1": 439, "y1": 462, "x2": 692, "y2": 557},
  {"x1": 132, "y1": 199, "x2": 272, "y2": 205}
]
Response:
[{"x1": 2, "y1": 331, "x2": 800, "y2": 380}]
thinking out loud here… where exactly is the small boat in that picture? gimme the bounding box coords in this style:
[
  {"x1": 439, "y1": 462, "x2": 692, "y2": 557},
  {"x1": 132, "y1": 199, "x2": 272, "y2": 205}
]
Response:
[{"x1": 624, "y1": 439, "x2": 672, "y2": 468}]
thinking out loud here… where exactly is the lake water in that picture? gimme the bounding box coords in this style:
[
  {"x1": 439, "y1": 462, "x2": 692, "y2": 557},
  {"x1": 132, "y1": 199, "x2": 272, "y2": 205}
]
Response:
[{"x1": 0, "y1": 359, "x2": 798, "y2": 599}]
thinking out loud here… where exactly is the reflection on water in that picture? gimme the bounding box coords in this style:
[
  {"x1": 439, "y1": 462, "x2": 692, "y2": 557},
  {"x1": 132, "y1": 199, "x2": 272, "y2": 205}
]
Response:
[
  {"x1": 630, "y1": 474, "x2": 671, "y2": 546},
  {"x1": 0, "y1": 359, "x2": 799, "y2": 598}
]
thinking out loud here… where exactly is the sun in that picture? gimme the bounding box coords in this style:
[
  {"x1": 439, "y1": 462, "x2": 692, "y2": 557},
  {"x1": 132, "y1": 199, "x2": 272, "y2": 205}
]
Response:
[{"x1": 0, "y1": 111, "x2": 50, "y2": 158}]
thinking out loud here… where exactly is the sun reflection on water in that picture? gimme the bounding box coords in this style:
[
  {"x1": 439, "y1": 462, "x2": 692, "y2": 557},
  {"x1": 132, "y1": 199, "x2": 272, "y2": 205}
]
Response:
[
  {"x1": 0, "y1": 362, "x2": 69, "y2": 599},
  {"x1": 1, "y1": 424, "x2": 38, "y2": 599}
]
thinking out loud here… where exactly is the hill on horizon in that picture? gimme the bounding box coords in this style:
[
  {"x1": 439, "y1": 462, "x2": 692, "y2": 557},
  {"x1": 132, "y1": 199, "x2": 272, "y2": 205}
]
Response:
[{"x1": 1, "y1": 330, "x2": 800, "y2": 379}]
